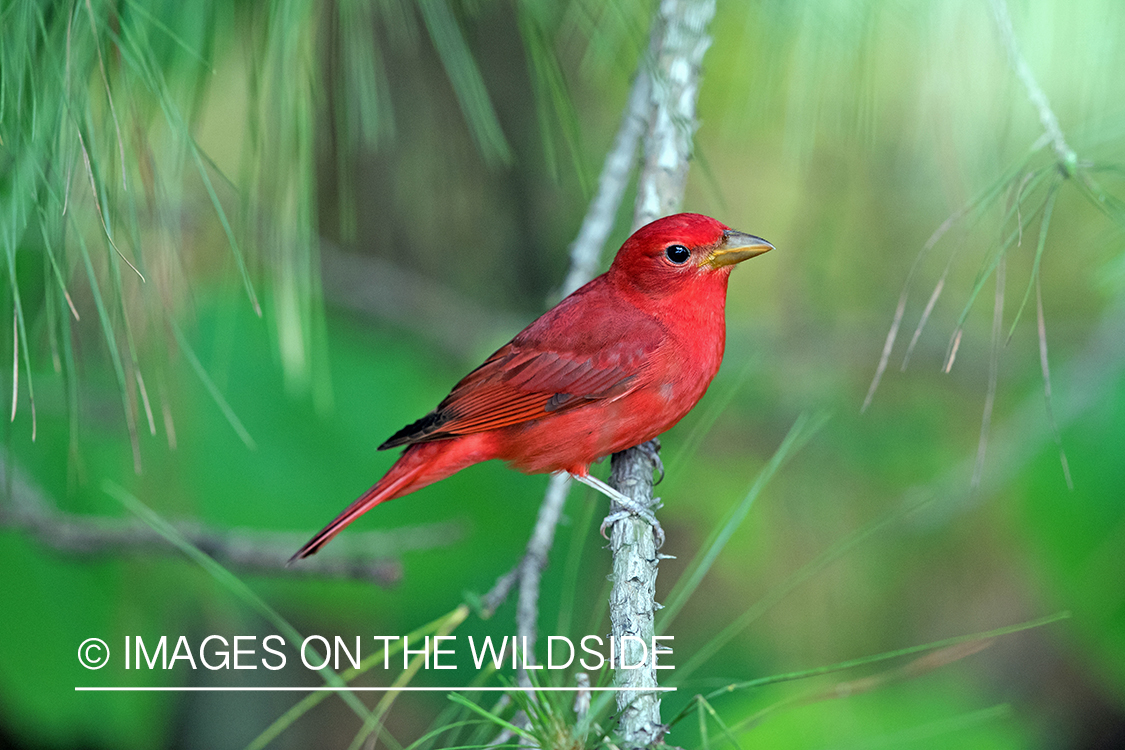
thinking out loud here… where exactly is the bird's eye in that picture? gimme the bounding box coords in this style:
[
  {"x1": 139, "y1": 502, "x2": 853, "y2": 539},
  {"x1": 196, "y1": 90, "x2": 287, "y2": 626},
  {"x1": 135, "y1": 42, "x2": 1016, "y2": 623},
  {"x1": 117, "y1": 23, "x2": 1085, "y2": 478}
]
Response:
[{"x1": 665, "y1": 244, "x2": 691, "y2": 264}]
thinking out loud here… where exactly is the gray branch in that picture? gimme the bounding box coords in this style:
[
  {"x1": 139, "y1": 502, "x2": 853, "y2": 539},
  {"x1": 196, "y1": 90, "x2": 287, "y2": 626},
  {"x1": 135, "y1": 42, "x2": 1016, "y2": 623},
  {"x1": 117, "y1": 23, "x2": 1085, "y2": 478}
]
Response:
[
  {"x1": 514, "y1": 473, "x2": 571, "y2": 683},
  {"x1": 608, "y1": 0, "x2": 716, "y2": 746},
  {"x1": 0, "y1": 454, "x2": 459, "y2": 586},
  {"x1": 561, "y1": 71, "x2": 653, "y2": 297},
  {"x1": 320, "y1": 242, "x2": 523, "y2": 364},
  {"x1": 481, "y1": 31, "x2": 665, "y2": 688},
  {"x1": 498, "y1": 54, "x2": 664, "y2": 689},
  {"x1": 632, "y1": 0, "x2": 716, "y2": 228},
  {"x1": 607, "y1": 445, "x2": 667, "y2": 747}
]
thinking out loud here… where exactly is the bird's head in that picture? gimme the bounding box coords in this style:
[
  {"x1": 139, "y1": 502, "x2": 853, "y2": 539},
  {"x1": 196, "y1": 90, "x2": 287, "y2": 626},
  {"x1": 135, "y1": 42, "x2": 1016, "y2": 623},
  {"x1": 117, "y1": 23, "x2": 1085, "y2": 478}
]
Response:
[{"x1": 608, "y1": 213, "x2": 773, "y2": 298}]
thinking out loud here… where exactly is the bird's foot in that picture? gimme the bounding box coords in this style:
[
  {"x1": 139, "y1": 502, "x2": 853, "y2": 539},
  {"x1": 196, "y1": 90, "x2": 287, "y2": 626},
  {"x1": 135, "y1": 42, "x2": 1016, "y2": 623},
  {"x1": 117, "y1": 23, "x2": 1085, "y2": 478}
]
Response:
[
  {"x1": 599, "y1": 505, "x2": 665, "y2": 548},
  {"x1": 569, "y1": 473, "x2": 664, "y2": 547}
]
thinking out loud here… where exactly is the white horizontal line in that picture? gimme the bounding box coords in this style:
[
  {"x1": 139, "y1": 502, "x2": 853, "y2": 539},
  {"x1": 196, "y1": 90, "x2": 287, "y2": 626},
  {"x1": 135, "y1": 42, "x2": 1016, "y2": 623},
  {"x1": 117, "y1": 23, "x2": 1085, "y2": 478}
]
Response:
[{"x1": 75, "y1": 686, "x2": 676, "y2": 693}]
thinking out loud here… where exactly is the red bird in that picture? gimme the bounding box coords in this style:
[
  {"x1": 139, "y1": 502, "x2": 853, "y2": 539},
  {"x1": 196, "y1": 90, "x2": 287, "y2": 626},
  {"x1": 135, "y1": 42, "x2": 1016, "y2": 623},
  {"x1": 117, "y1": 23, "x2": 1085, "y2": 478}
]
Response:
[{"x1": 292, "y1": 213, "x2": 771, "y2": 560}]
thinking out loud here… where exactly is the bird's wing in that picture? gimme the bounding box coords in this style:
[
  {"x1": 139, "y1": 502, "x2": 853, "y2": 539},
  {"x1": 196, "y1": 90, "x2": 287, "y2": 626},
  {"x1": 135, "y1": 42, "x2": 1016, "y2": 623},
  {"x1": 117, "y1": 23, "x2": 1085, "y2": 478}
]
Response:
[{"x1": 380, "y1": 287, "x2": 664, "y2": 449}]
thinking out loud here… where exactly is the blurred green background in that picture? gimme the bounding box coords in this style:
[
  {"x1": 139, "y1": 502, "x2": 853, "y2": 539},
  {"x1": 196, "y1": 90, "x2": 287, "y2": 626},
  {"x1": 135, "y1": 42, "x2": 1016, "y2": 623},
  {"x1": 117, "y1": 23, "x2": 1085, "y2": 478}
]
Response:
[{"x1": 1, "y1": 0, "x2": 1124, "y2": 747}]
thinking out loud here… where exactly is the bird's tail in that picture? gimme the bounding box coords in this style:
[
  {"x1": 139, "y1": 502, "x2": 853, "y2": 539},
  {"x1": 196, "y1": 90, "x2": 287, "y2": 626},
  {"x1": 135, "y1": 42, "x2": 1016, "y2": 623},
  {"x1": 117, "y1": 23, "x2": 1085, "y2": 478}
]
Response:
[{"x1": 289, "y1": 440, "x2": 476, "y2": 562}]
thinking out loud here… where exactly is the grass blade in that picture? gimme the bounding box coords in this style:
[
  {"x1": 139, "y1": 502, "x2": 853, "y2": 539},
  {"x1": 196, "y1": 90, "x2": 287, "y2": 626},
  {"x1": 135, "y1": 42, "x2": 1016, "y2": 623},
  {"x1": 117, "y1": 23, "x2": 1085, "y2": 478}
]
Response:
[
  {"x1": 667, "y1": 611, "x2": 1068, "y2": 728},
  {"x1": 103, "y1": 482, "x2": 376, "y2": 725},
  {"x1": 1007, "y1": 179, "x2": 1061, "y2": 342},
  {"x1": 725, "y1": 611, "x2": 1066, "y2": 696},
  {"x1": 244, "y1": 605, "x2": 470, "y2": 750},
  {"x1": 168, "y1": 320, "x2": 257, "y2": 449},
  {"x1": 346, "y1": 606, "x2": 469, "y2": 750},
  {"x1": 670, "y1": 495, "x2": 932, "y2": 682},
  {"x1": 658, "y1": 411, "x2": 829, "y2": 634},
  {"x1": 447, "y1": 693, "x2": 537, "y2": 743}
]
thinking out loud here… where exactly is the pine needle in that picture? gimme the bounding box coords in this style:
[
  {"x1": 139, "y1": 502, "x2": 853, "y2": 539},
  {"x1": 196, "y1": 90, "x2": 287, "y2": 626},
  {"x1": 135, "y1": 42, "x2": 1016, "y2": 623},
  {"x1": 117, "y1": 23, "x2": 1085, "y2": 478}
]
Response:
[
  {"x1": 103, "y1": 482, "x2": 376, "y2": 727},
  {"x1": 74, "y1": 124, "x2": 146, "y2": 282},
  {"x1": 168, "y1": 321, "x2": 257, "y2": 450},
  {"x1": 901, "y1": 257, "x2": 950, "y2": 371},
  {"x1": 83, "y1": 0, "x2": 129, "y2": 194},
  {"x1": 1007, "y1": 180, "x2": 1060, "y2": 343},
  {"x1": 972, "y1": 254, "x2": 1006, "y2": 490},
  {"x1": 667, "y1": 611, "x2": 1069, "y2": 730},
  {"x1": 658, "y1": 411, "x2": 829, "y2": 634},
  {"x1": 1036, "y1": 274, "x2": 1073, "y2": 489},
  {"x1": 417, "y1": 0, "x2": 513, "y2": 166}
]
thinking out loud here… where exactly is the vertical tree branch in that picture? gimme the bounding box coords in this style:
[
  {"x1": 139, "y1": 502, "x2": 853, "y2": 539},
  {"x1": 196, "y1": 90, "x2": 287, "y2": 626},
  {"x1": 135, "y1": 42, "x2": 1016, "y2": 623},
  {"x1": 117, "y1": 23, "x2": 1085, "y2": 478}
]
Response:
[
  {"x1": 507, "y1": 70, "x2": 658, "y2": 681},
  {"x1": 632, "y1": 0, "x2": 716, "y2": 228},
  {"x1": 481, "y1": 4, "x2": 716, "y2": 740},
  {"x1": 514, "y1": 472, "x2": 570, "y2": 685},
  {"x1": 607, "y1": 444, "x2": 667, "y2": 747},
  {"x1": 481, "y1": 38, "x2": 662, "y2": 693},
  {"x1": 608, "y1": 0, "x2": 716, "y2": 746},
  {"x1": 561, "y1": 72, "x2": 653, "y2": 297}
]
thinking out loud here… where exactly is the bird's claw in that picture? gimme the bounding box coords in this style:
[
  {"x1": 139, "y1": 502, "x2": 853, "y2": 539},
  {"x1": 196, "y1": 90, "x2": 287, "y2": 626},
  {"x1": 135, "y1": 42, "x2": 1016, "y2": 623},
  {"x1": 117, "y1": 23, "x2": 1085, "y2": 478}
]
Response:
[
  {"x1": 600, "y1": 510, "x2": 631, "y2": 539},
  {"x1": 571, "y1": 470, "x2": 664, "y2": 547},
  {"x1": 600, "y1": 496, "x2": 665, "y2": 548}
]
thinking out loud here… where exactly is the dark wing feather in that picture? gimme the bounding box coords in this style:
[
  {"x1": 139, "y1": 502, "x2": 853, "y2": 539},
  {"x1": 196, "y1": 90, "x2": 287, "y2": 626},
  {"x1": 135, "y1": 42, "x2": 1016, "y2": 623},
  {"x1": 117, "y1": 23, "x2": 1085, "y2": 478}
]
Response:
[{"x1": 379, "y1": 284, "x2": 664, "y2": 449}]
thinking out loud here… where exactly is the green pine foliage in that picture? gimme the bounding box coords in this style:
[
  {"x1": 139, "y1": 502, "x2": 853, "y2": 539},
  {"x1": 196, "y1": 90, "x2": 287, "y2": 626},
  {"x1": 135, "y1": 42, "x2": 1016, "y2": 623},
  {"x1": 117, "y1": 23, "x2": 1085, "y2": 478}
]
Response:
[{"x1": 2, "y1": 0, "x2": 1124, "y2": 748}]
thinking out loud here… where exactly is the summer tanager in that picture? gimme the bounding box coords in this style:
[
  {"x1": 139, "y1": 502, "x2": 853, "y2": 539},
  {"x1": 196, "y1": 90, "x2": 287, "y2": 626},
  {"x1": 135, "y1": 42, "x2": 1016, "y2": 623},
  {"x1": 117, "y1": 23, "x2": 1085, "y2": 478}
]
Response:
[{"x1": 292, "y1": 213, "x2": 771, "y2": 561}]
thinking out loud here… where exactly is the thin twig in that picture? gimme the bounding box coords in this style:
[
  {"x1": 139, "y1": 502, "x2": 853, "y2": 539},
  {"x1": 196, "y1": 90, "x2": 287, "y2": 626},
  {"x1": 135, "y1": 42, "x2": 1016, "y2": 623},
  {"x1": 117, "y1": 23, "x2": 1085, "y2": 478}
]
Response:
[
  {"x1": 0, "y1": 454, "x2": 459, "y2": 585},
  {"x1": 479, "y1": 25, "x2": 661, "y2": 672},
  {"x1": 481, "y1": 567, "x2": 521, "y2": 618},
  {"x1": 560, "y1": 72, "x2": 653, "y2": 298},
  {"x1": 515, "y1": 473, "x2": 571, "y2": 685},
  {"x1": 988, "y1": 0, "x2": 1076, "y2": 172},
  {"x1": 609, "y1": 0, "x2": 717, "y2": 745}
]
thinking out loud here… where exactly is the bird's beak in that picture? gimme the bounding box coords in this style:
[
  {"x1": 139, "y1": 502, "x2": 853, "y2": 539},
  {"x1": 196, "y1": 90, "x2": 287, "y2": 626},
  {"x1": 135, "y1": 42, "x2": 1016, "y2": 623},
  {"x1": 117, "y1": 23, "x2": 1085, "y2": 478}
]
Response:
[{"x1": 701, "y1": 230, "x2": 774, "y2": 269}]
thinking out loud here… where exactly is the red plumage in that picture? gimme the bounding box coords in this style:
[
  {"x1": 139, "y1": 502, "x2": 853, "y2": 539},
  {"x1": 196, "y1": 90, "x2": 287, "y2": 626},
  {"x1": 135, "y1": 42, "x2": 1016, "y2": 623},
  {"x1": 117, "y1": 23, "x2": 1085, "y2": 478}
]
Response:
[{"x1": 292, "y1": 213, "x2": 771, "y2": 560}]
